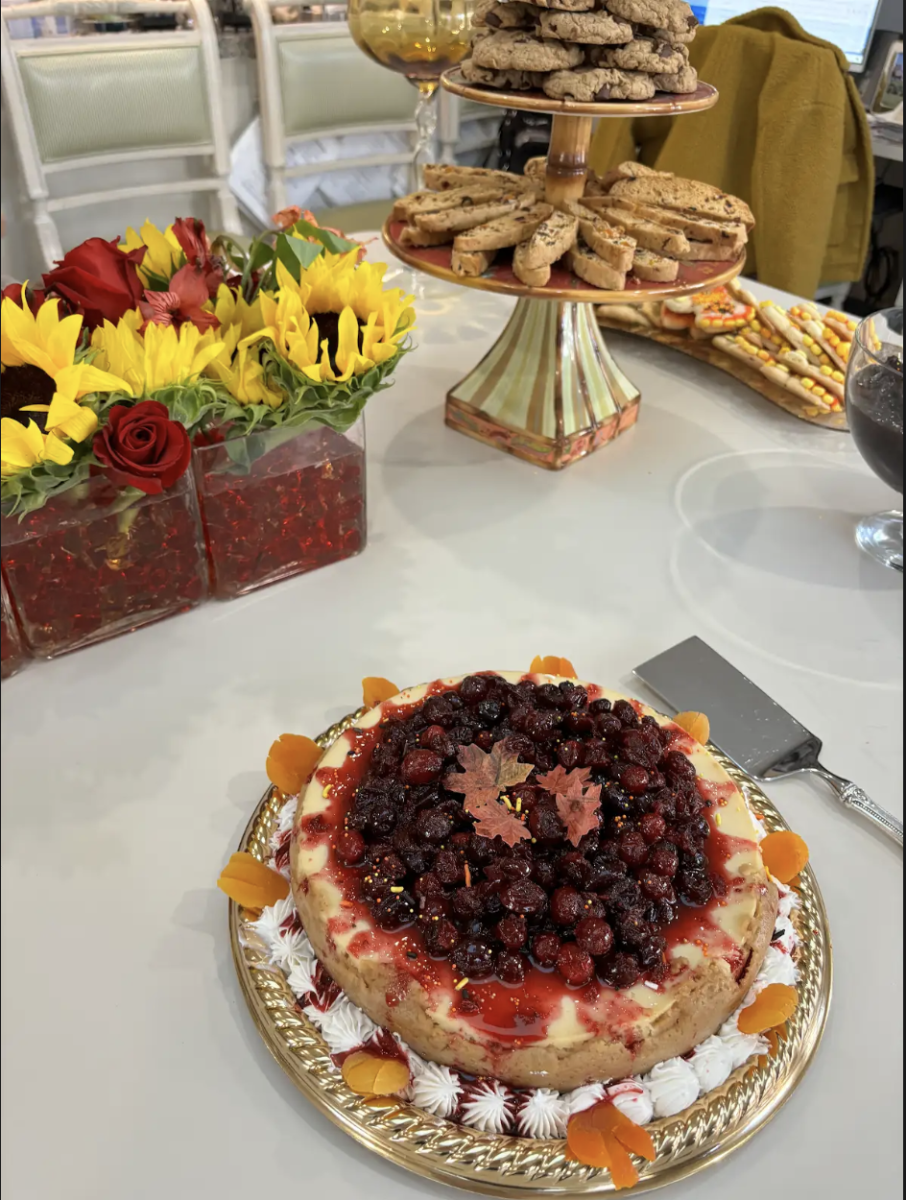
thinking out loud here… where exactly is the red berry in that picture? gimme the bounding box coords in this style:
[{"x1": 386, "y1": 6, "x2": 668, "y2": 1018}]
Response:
[
  {"x1": 557, "y1": 942, "x2": 595, "y2": 986},
  {"x1": 496, "y1": 914, "x2": 528, "y2": 950},
  {"x1": 618, "y1": 830, "x2": 649, "y2": 867},
  {"x1": 401, "y1": 749, "x2": 443, "y2": 786},
  {"x1": 640, "y1": 812, "x2": 667, "y2": 843},
  {"x1": 550, "y1": 886, "x2": 582, "y2": 926},
  {"x1": 426, "y1": 919, "x2": 460, "y2": 956},
  {"x1": 500, "y1": 879, "x2": 547, "y2": 915},
  {"x1": 532, "y1": 932, "x2": 561, "y2": 967},
  {"x1": 557, "y1": 740, "x2": 583, "y2": 769},
  {"x1": 620, "y1": 764, "x2": 650, "y2": 795},
  {"x1": 496, "y1": 950, "x2": 526, "y2": 984},
  {"x1": 336, "y1": 829, "x2": 365, "y2": 866},
  {"x1": 575, "y1": 916, "x2": 614, "y2": 957},
  {"x1": 638, "y1": 869, "x2": 675, "y2": 902},
  {"x1": 419, "y1": 725, "x2": 452, "y2": 756},
  {"x1": 648, "y1": 842, "x2": 679, "y2": 877}
]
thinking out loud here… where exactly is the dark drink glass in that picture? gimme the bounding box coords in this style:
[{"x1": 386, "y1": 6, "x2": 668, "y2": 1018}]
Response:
[{"x1": 845, "y1": 309, "x2": 903, "y2": 571}]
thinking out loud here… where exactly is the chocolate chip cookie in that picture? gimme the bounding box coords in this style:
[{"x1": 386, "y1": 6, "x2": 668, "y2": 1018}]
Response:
[
  {"x1": 460, "y1": 56, "x2": 547, "y2": 90},
  {"x1": 521, "y1": 0, "x2": 596, "y2": 9},
  {"x1": 472, "y1": 0, "x2": 540, "y2": 30},
  {"x1": 542, "y1": 65, "x2": 656, "y2": 101},
  {"x1": 472, "y1": 29, "x2": 585, "y2": 71},
  {"x1": 651, "y1": 64, "x2": 699, "y2": 93},
  {"x1": 538, "y1": 10, "x2": 633, "y2": 44},
  {"x1": 592, "y1": 35, "x2": 688, "y2": 73},
  {"x1": 635, "y1": 21, "x2": 698, "y2": 45},
  {"x1": 604, "y1": 0, "x2": 698, "y2": 37}
]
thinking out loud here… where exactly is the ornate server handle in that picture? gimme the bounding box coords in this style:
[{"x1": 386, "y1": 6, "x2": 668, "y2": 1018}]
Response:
[{"x1": 817, "y1": 769, "x2": 904, "y2": 847}]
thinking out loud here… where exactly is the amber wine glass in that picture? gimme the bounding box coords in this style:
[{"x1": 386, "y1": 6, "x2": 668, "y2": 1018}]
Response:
[{"x1": 347, "y1": 0, "x2": 476, "y2": 177}]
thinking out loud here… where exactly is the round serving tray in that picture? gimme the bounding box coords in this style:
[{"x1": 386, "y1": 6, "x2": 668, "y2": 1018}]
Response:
[
  {"x1": 230, "y1": 708, "x2": 831, "y2": 1197},
  {"x1": 383, "y1": 218, "x2": 746, "y2": 305},
  {"x1": 441, "y1": 68, "x2": 719, "y2": 118}
]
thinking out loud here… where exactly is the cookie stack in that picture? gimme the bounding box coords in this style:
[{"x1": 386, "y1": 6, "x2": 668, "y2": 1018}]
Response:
[
  {"x1": 392, "y1": 160, "x2": 753, "y2": 291},
  {"x1": 463, "y1": 0, "x2": 700, "y2": 101}
]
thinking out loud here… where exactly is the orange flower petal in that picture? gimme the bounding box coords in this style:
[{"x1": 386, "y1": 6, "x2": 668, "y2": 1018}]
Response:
[
  {"x1": 531, "y1": 655, "x2": 578, "y2": 678},
  {"x1": 737, "y1": 983, "x2": 799, "y2": 1034},
  {"x1": 601, "y1": 1131, "x2": 640, "y2": 1190},
  {"x1": 341, "y1": 1051, "x2": 410, "y2": 1096},
  {"x1": 760, "y1": 830, "x2": 809, "y2": 884},
  {"x1": 567, "y1": 1106, "x2": 614, "y2": 1169},
  {"x1": 362, "y1": 677, "x2": 399, "y2": 708},
  {"x1": 606, "y1": 1109, "x2": 656, "y2": 1162},
  {"x1": 217, "y1": 851, "x2": 290, "y2": 909},
  {"x1": 266, "y1": 733, "x2": 322, "y2": 796},
  {"x1": 673, "y1": 710, "x2": 711, "y2": 744}
]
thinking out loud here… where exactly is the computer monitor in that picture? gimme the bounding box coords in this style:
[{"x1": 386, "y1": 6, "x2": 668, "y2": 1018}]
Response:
[{"x1": 692, "y1": 1, "x2": 882, "y2": 72}]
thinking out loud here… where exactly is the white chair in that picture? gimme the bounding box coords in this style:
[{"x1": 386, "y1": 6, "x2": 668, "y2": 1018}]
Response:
[
  {"x1": 438, "y1": 94, "x2": 500, "y2": 166},
  {"x1": 245, "y1": 0, "x2": 420, "y2": 215},
  {"x1": 1, "y1": 0, "x2": 241, "y2": 268}
]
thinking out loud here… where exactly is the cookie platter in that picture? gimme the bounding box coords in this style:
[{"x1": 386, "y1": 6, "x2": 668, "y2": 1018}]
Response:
[
  {"x1": 442, "y1": 66, "x2": 719, "y2": 117},
  {"x1": 229, "y1": 701, "x2": 832, "y2": 1197}
]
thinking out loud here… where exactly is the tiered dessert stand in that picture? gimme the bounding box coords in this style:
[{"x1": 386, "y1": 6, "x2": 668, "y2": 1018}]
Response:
[{"x1": 383, "y1": 72, "x2": 745, "y2": 469}]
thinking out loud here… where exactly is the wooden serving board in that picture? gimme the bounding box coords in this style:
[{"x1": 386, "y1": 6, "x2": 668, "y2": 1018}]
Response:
[{"x1": 595, "y1": 313, "x2": 848, "y2": 431}]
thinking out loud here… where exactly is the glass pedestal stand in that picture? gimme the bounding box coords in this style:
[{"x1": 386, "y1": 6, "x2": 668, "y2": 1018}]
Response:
[{"x1": 384, "y1": 74, "x2": 744, "y2": 469}]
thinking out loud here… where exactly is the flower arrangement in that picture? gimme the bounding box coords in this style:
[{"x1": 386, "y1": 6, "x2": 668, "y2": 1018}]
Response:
[{"x1": 0, "y1": 211, "x2": 415, "y2": 654}]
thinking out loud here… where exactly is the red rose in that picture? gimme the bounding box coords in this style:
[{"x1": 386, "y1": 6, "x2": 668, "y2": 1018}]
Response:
[
  {"x1": 42, "y1": 236, "x2": 145, "y2": 329},
  {"x1": 1, "y1": 280, "x2": 45, "y2": 313},
  {"x1": 93, "y1": 400, "x2": 191, "y2": 495}
]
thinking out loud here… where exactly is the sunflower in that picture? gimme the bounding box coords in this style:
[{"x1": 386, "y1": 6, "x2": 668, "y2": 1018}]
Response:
[
  {"x1": 212, "y1": 284, "x2": 265, "y2": 342},
  {"x1": 91, "y1": 313, "x2": 225, "y2": 396},
  {"x1": 244, "y1": 256, "x2": 414, "y2": 385},
  {"x1": 120, "y1": 220, "x2": 183, "y2": 284},
  {"x1": 202, "y1": 323, "x2": 284, "y2": 408},
  {"x1": 1, "y1": 291, "x2": 127, "y2": 475}
]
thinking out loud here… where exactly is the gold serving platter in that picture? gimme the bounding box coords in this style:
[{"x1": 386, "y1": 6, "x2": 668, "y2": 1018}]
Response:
[
  {"x1": 230, "y1": 708, "x2": 831, "y2": 1197},
  {"x1": 441, "y1": 68, "x2": 719, "y2": 118}
]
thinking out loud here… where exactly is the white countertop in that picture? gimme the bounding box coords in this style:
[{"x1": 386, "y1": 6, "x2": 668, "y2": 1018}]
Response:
[{"x1": 1, "y1": 250, "x2": 902, "y2": 1200}]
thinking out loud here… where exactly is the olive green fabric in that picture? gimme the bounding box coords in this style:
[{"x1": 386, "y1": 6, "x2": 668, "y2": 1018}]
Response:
[
  {"x1": 20, "y1": 47, "x2": 211, "y2": 162},
  {"x1": 589, "y1": 8, "x2": 874, "y2": 295},
  {"x1": 278, "y1": 36, "x2": 416, "y2": 137}
]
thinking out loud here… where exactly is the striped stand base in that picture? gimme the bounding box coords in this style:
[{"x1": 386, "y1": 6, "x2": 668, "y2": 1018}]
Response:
[{"x1": 446, "y1": 298, "x2": 641, "y2": 470}]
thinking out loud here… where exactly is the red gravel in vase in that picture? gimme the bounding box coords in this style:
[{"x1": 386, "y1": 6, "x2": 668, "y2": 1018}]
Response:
[
  {"x1": 192, "y1": 419, "x2": 366, "y2": 599},
  {"x1": 0, "y1": 472, "x2": 207, "y2": 658},
  {"x1": 0, "y1": 574, "x2": 27, "y2": 679}
]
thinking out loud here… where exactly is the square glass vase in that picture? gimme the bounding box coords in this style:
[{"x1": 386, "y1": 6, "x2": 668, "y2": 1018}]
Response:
[
  {"x1": 1, "y1": 573, "x2": 27, "y2": 679},
  {"x1": 0, "y1": 472, "x2": 208, "y2": 659},
  {"x1": 192, "y1": 417, "x2": 367, "y2": 599}
]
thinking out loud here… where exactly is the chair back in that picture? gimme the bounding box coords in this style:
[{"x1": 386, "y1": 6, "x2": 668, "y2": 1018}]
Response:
[
  {"x1": 1, "y1": 0, "x2": 241, "y2": 266},
  {"x1": 245, "y1": 0, "x2": 418, "y2": 213}
]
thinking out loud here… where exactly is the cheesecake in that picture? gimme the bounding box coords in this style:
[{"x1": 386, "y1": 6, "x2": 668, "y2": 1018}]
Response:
[{"x1": 291, "y1": 672, "x2": 776, "y2": 1091}]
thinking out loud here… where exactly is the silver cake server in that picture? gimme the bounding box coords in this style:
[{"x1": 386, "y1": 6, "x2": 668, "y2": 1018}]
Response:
[{"x1": 634, "y1": 636, "x2": 903, "y2": 847}]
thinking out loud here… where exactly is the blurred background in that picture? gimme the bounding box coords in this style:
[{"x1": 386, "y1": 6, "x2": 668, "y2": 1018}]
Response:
[{"x1": 0, "y1": 0, "x2": 902, "y2": 311}]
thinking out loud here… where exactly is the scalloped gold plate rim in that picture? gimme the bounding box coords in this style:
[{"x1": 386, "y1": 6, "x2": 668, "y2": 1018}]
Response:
[
  {"x1": 230, "y1": 707, "x2": 832, "y2": 1196},
  {"x1": 440, "y1": 69, "x2": 719, "y2": 118}
]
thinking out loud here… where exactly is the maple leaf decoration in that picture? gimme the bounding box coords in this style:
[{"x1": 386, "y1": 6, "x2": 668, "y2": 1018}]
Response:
[
  {"x1": 538, "y1": 765, "x2": 601, "y2": 846},
  {"x1": 470, "y1": 798, "x2": 531, "y2": 846},
  {"x1": 444, "y1": 743, "x2": 533, "y2": 847}
]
